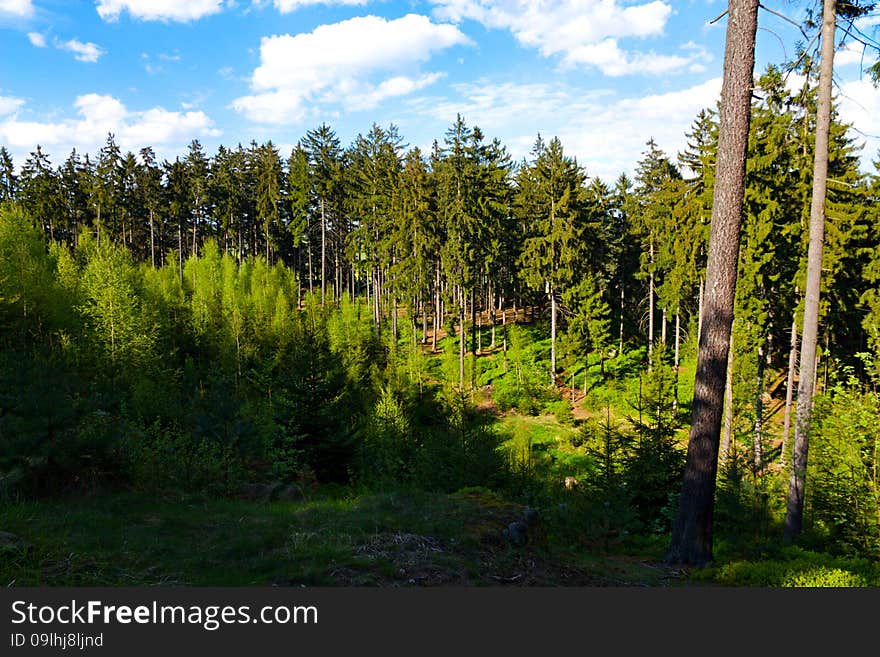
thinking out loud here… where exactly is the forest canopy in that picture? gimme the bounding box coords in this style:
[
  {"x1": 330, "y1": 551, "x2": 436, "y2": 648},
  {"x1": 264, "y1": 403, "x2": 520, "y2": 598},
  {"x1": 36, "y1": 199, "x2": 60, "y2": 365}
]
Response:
[{"x1": 1, "y1": 61, "x2": 879, "y2": 575}]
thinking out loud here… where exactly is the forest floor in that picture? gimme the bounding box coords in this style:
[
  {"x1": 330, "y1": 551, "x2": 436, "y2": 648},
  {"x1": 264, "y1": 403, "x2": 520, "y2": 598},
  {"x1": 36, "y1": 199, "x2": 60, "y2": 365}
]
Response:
[{"x1": 0, "y1": 487, "x2": 689, "y2": 587}]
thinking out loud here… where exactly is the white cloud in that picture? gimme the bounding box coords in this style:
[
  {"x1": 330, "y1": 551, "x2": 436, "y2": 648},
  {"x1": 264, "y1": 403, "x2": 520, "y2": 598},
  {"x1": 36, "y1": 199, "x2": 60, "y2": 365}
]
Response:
[
  {"x1": 141, "y1": 52, "x2": 182, "y2": 75},
  {"x1": 28, "y1": 32, "x2": 108, "y2": 62},
  {"x1": 782, "y1": 72, "x2": 878, "y2": 171},
  {"x1": 854, "y1": 14, "x2": 880, "y2": 29},
  {"x1": 0, "y1": 95, "x2": 24, "y2": 116},
  {"x1": 232, "y1": 14, "x2": 471, "y2": 124},
  {"x1": 430, "y1": 0, "x2": 702, "y2": 76},
  {"x1": 405, "y1": 76, "x2": 722, "y2": 181},
  {"x1": 27, "y1": 32, "x2": 46, "y2": 48},
  {"x1": 56, "y1": 38, "x2": 106, "y2": 63},
  {"x1": 0, "y1": 94, "x2": 221, "y2": 163},
  {"x1": 835, "y1": 39, "x2": 878, "y2": 69},
  {"x1": 273, "y1": 0, "x2": 368, "y2": 11},
  {"x1": 836, "y1": 78, "x2": 880, "y2": 163},
  {"x1": 346, "y1": 73, "x2": 446, "y2": 111},
  {"x1": 0, "y1": 0, "x2": 33, "y2": 17},
  {"x1": 96, "y1": 0, "x2": 226, "y2": 22},
  {"x1": 562, "y1": 38, "x2": 691, "y2": 76}
]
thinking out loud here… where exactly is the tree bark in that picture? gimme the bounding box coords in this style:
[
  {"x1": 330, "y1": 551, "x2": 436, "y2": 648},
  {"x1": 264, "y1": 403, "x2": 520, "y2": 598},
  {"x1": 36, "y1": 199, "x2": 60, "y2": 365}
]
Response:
[
  {"x1": 618, "y1": 282, "x2": 625, "y2": 356},
  {"x1": 550, "y1": 284, "x2": 557, "y2": 387},
  {"x1": 721, "y1": 329, "x2": 735, "y2": 464},
  {"x1": 320, "y1": 197, "x2": 326, "y2": 305},
  {"x1": 490, "y1": 285, "x2": 497, "y2": 349},
  {"x1": 392, "y1": 296, "x2": 398, "y2": 347},
  {"x1": 697, "y1": 277, "x2": 704, "y2": 345},
  {"x1": 471, "y1": 287, "x2": 478, "y2": 389},
  {"x1": 459, "y1": 288, "x2": 466, "y2": 390},
  {"x1": 667, "y1": 0, "x2": 758, "y2": 566},
  {"x1": 785, "y1": 0, "x2": 835, "y2": 544},
  {"x1": 754, "y1": 342, "x2": 765, "y2": 470},
  {"x1": 648, "y1": 240, "x2": 655, "y2": 360},
  {"x1": 149, "y1": 209, "x2": 155, "y2": 269},
  {"x1": 673, "y1": 311, "x2": 681, "y2": 416},
  {"x1": 780, "y1": 316, "x2": 797, "y2": 470},
  {"x1": 178, "y1": 220, "x2": 184, "y2": 286},
  {"x1": 432, "y1": 263, "x2": 440, "y2": 352},
  {"x1": 661, "y1": 307, "x2": 667, "y2": 346},
  {"x1": 422, "y1": 305, "x2": 428, "y2": 345},
  {"x1": 307, "y1": 227, "x2": 314, "y2": 296}
]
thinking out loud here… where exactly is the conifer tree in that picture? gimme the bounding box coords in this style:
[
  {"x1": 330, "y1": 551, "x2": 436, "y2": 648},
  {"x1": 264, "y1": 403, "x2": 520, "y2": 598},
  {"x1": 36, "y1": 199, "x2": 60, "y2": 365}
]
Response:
[
  {"x1": 304, "y1": 124, "x2": 344, "y2": 305},
  {"x1": 516, "y1": 136, "x2": 587, "y2": 386},
  {"x1": 286, "y1": 145, "x2": 310, "y2": 297},
  {"x1": 93, "y1": 134, "x2": 123, "y2": 245},
  {"x1": 633, "y1": 139, "x2": 681, "y2": 361},
  {"x1": 19, "y1": 146, "x2": 62, "y2": 242},
  {"x1": 0, "y1": 147, "x2": 15, "y2": 203},
  {"x1": 58, "y1": 149, "x2": 89, "y2": 250},
  {"x1": 137, "y1": 147, "x2": 163, "y2": 267},
  {"x1": 668, "y1": 0, "x2": 759, "y2": 566},
  {"x1": 254, "y1": 141, "x2": 284, "y2": 262},
  {"x1": 185, "y1": 140, "x2": 210, "y2": 256}
]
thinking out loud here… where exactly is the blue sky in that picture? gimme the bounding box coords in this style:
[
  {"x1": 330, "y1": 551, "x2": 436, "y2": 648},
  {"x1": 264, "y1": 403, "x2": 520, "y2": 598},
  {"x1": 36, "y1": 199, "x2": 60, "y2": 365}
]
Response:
[{"x1": 1, "y1": 0, "x2": 878, "y2": 183}]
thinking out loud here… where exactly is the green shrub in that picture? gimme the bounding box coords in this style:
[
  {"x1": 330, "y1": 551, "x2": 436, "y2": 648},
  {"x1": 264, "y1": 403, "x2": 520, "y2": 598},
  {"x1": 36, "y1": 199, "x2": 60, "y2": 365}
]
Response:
[
  {"x1": 125, "y1": 422, "x2": 246, "y2": 495},
  {"x1": 806, "y1": 369, "x2": 880, "y2": 556},
  {"x1": 706, "y1": 548, "x2": 878, "y2": 587},
  {"x1": 545, "y1": 400, "x2": 574, "y2": 425},
  {"x1": 782, "y1": 568, "x2": 869, "y2": 588}
]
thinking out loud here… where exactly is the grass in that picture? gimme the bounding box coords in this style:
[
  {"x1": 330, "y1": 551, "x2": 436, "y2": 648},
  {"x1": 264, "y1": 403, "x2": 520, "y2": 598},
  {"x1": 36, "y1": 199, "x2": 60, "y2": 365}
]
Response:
[
  {"x1": 2, "y1": 336, "x2": 870, "y2": 589},
  {"x1": 0, "y1": 486, "x2": 685, "y2": 587},
  {"x1": 495, "y1": 412, "x2": 592, "y2": 483}
]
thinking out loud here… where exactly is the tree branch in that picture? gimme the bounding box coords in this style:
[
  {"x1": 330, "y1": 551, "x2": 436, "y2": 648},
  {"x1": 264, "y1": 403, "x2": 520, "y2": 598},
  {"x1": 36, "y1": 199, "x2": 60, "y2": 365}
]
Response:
[
  {"x1": 759, "y1": 2, "x2": 810, "y2": 40},
  {"x1": 709, "y1": 9, "x2": 729, "y2": 24}
]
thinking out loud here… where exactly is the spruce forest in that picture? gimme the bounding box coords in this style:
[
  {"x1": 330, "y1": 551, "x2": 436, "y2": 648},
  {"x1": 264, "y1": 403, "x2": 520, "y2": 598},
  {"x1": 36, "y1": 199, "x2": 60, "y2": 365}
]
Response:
[{"x1": 2, "y1": 20, "x2": 880, "y2": 586}]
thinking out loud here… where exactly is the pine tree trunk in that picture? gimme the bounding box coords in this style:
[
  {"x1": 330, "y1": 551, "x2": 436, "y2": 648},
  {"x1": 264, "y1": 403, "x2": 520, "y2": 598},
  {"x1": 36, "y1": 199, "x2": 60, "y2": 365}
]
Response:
[
  {"x1": 668, "y1": 0, "x2": 758, "y2": 566},
  {"x1": 178, "y1": 221, "x2": 184, "y2": 286},
  {"x1": 490, "y1": 285, "x2": 496, "y2": 349},
  {"x1": 150, "y1": 209, "x2": 155, "y2": 268},
  {"x1": 780, "y1": 317, "x2": 798, "y2": 469},
  {"x1": 459, "y1": 288, "x2": 466, "y2": 391},
  {"x1": 697, "y1": 277, "x2": 704, "y2": 345},
  {"x1": 661, "y1": 307, "x2": 667, "y2": 346},
  {"x1": 648, "y1": 240, "x2": 655, "y2": 359},
  {"x1": 375, "y1": 270, "x2": 382, "y2": 339},
  {"x1": 335, "y1": 249, "x2": 340, "y2": 305},
  {"x1": 320, "y1": 197, "x2": 326, "y2": 305},
  {"x1": 619, "y1": 280, "x2": 625, "y2": 356},
  {"x1": 422, "y1": 305, "x2": 428, "y2": 345},
  {"x1": 366, "y1": 265, "x2": 372, "y2": 315},
  {"x1": 785, "y1": 0, "x2": 835, "y2": 544},
  {"x1": 550, "y1": 284, "x2": 557, "y2": 387},
  {"x1": 754, "y1": 343, "x2": 765, "y2": 470},
  {"x1": 307, "y1": 231, "x2": 314, "y2": 295},
  {"x1": 392, "y1": 296, "x2": 398, "y2": 348},
  {"x1": 471, "y1": 287, "x2": 477, "y2": 389},
  {"x1": 432, "y1": 264, "x2": 439, "y2": 352},
  {"x1": 673, "y1": 311, "x2": 681, "y2": 416},
  {"x1": 721, "y1": 328, "x2": 735, "y2": 464}
]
